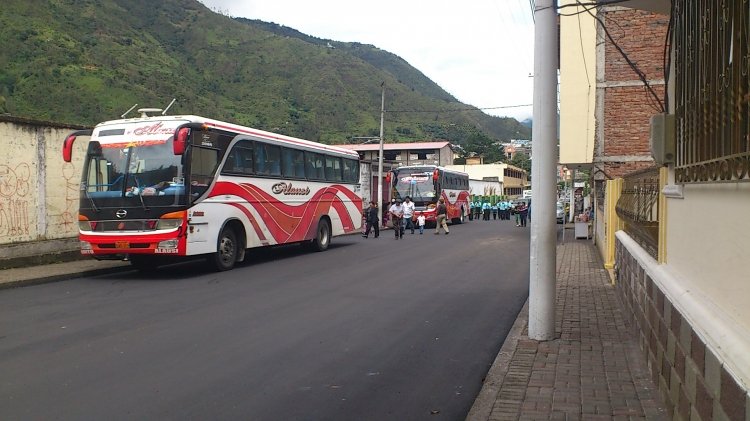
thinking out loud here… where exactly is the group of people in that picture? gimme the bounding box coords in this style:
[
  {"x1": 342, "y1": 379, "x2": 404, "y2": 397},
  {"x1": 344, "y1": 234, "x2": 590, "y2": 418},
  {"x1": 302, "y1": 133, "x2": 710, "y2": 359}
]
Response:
[
  {"x1": 362, "y1": 196, "x2": 450, "y2": 239},
  {"x1": 469, "y1": 198, "x2": 529, "y2": 227}
]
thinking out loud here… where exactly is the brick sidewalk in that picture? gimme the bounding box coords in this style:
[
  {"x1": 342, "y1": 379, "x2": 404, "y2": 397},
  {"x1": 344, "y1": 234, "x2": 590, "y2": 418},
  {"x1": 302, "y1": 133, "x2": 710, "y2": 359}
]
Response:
[{"x1": 469, "y1": 240, "x2": 668, "y2": 420}]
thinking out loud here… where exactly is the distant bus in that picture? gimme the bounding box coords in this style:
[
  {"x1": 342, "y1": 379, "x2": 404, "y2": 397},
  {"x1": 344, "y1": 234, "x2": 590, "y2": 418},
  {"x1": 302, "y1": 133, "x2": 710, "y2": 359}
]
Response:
[
  {"x1": 63, "y1": 110, "x2": 362, "y2": 271},
  {"x1": 388, "y1": 165, "x2": 470, "y2": 224}
]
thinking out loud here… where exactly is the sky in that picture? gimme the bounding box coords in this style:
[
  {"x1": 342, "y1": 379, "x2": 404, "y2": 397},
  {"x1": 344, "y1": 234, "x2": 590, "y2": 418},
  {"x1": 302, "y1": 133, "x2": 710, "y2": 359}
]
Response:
[{"x1": 197, "y1": 0, "x2": 536, "y2": 121}]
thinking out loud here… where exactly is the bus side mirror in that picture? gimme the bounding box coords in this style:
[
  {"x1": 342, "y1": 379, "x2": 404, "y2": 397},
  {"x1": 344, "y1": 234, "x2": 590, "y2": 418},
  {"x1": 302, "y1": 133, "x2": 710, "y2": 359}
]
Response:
[
  {"x1": 174, "y1": 127, "x2": 190, "y2": 155},
  {"x1": 63, "y1": 134, "x2": 76, "y2": 162},
  {"x1": 62, "y1": 129, "x2": 92, "y2": 162}
]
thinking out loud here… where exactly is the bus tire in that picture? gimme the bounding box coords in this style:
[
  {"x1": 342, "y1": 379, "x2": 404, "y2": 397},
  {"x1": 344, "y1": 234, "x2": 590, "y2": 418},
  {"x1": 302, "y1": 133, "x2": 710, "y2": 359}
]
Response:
[
  {"x1": 311, "y1": 218, "x2": 331, "y2": 252},
  {"x1": 452, "y1": 209, "x2": 465, "y2": 225},
  {"x1": 209, "y1": 227, "x2": 237, "y2": 271},
  {"x1": 129, "y1": 255, "x2": 159, "y2": 272}
]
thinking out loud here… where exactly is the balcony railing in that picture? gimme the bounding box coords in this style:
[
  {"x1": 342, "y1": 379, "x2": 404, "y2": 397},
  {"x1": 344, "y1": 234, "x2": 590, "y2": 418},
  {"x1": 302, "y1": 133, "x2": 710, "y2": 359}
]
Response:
[{"x1": 615, "y1": 167, "x2": 660, "y2": 259}]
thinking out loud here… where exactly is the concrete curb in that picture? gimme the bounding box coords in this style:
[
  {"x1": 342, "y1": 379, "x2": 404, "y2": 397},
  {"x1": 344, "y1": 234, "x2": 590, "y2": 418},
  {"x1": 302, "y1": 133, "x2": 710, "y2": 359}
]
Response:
[
  {"x1": 0, "y1": 264, "x2": 133, "y2": 290},
  {"x1": 465, "y1": 299, "x2": 529, "y2": 421}
]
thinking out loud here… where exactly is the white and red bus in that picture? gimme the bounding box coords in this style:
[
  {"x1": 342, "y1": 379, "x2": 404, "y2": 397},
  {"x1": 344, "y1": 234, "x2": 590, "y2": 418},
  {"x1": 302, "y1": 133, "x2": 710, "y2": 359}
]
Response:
[
  {"x1": 388, "y1": 165, "x2": 470, "y2": 224},
  {"x1": 63, "y1": 109, "x2": 362, "y2": 271}
]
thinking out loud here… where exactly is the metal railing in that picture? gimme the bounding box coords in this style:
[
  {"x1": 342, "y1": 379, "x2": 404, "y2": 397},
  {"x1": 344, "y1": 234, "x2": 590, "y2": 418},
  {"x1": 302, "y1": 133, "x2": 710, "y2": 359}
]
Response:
[{"x1": 615, "y1": 167, "x2": 661, "y2": 259}]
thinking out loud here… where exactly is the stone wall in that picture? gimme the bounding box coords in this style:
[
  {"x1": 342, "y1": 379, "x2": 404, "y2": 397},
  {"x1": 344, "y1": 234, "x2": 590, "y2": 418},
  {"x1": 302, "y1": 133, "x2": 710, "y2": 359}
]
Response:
[{"x1": 615, "y1": 238, "x2": 748, "y2": 421}]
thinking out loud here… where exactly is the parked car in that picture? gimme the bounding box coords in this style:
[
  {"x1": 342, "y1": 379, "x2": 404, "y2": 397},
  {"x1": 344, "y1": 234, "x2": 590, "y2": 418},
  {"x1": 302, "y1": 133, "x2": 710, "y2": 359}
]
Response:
[{"x1": 556, "y1": 202, "x2": 565, "y2": 223}]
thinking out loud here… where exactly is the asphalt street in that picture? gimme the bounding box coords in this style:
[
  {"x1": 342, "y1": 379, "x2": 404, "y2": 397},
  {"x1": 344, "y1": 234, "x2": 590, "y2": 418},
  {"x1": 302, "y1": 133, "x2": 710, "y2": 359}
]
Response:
[{"x1": 0, "y1": 217, "x2": 530, "y2": 420}]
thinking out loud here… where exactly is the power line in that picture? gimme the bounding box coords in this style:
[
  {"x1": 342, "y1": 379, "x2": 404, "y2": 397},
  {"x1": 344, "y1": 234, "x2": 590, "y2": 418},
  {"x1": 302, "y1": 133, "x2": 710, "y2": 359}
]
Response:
[{"x1": 386, "y1": 104, "x2": 533, "y2": 114}]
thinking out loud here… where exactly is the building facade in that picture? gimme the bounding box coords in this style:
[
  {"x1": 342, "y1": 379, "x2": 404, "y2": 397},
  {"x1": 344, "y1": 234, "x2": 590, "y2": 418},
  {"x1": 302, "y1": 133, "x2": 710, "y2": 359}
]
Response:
[
  {"x1": 560, "y1": 2, "x2": 749, "y2": 419},
  {"x1": 446, "y1": 163, "x2": 529, "y2": 197}
]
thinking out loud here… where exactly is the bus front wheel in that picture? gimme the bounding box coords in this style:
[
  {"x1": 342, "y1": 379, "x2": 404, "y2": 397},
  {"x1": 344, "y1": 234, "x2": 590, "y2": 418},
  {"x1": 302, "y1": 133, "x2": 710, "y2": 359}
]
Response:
[{"x1": 209, "y1": 227, "x2": 237, "y2": 271}]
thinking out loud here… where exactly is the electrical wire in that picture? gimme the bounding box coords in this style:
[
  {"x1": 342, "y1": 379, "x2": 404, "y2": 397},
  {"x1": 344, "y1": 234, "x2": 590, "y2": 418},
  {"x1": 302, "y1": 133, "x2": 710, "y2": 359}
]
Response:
[{"x1": 386, "y1": 104, "x2": 533, "y2": 113}]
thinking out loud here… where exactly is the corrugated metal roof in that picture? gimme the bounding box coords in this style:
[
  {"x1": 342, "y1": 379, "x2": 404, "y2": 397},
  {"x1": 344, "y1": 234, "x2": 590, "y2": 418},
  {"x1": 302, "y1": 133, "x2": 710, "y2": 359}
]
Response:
[{"x1": 338, "y1": 141, "x2": 450, "y2": 151}]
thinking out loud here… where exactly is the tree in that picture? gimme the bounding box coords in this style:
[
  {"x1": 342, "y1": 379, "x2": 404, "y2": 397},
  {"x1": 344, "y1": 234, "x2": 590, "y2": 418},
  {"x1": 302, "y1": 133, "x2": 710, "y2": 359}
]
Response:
[
  {"x1": 510, "y1": 152, "x2": 531, "y2": 175},
  {"x1": 463, "y1": 132, "x2": 505, "y2": 163}
]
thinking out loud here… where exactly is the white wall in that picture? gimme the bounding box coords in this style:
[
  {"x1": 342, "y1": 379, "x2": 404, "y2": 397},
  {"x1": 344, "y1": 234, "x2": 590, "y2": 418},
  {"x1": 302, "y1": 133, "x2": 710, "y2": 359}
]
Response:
[{"x1": 666, "y1": 182, "x2": 750, "y2": 339}]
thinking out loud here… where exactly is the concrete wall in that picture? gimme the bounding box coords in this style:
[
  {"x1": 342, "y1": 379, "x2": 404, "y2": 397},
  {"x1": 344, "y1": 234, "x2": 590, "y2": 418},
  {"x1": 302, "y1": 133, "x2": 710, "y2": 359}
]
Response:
[{"x1": 0, "y1": 117, "x2": 89, "y2": 262}]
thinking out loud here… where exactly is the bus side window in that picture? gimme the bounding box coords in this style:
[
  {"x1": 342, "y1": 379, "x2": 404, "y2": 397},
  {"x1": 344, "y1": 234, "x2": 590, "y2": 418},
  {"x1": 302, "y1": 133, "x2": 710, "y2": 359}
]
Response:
[
  {"x1": 282, "y1": 148, "x2": 305, "y2": 178},
  {"x1": 255, "y1": 143, "x2": 281, "y2": 176},
  {"x1": 305, "y1": 152, "x2": 324, "y2": 180},
  {"x1": 325, "y1": 156, "x2": 342, "y2": 181}
]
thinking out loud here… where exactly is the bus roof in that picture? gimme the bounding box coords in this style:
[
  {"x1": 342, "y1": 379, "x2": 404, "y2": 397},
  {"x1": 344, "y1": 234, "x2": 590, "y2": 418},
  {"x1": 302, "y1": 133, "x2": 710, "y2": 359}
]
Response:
[{"x1": 93, "y1": 115, "x2": 359, "y2": 159}]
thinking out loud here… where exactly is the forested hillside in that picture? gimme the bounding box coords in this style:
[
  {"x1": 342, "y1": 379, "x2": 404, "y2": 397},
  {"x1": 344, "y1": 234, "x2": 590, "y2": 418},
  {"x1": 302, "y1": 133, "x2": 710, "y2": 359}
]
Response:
[{"x1": 0, "y1": 0, "x2": 530, "y2": 145}]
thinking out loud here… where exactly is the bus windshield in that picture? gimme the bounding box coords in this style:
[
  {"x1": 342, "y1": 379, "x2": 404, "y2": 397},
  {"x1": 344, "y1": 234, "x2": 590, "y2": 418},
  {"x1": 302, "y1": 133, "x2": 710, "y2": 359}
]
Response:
[
  {"x1": 81, "y1": 139, "x2": 186, "y2": 206},
  {"x1": 393, "y1": 169, "x2": 437, "y2": 203}
]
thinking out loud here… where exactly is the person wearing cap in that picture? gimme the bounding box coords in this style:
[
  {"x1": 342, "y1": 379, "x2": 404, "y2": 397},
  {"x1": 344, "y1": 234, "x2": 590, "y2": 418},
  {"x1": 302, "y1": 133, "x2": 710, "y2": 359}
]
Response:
[
  {"x1": 388, "y1": 198, "x2": 405, "y2": 239},
  {"x1": 402, "y1": 196, "x2": 416, "y2": 234}
]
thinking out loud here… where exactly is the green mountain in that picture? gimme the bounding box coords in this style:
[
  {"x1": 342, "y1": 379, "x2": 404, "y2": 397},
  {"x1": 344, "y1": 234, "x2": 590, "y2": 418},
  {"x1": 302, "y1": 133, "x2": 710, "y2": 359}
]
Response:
[{"x1": 0, "y1": 0, "x2": 530, "y2": 145}]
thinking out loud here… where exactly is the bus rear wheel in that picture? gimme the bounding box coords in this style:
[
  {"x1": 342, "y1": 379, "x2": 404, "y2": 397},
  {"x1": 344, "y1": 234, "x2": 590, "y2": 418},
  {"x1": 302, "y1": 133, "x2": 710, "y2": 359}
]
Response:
[
  {"x1": 452, "y1": 210, "x2": 465, "y2": 225},
  {"x1": 311, "y1": 219, "x2": 331, "y2": 252},
  {"x1": 209, "y1": 227, "x2": 237, "y2": 271}
]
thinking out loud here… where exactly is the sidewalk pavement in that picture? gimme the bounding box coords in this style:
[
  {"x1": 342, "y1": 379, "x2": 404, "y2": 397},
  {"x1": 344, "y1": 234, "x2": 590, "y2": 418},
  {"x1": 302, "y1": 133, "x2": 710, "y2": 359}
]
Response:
[{"x1": 467, "y1": 239, "x2": 668, "y2": 420}]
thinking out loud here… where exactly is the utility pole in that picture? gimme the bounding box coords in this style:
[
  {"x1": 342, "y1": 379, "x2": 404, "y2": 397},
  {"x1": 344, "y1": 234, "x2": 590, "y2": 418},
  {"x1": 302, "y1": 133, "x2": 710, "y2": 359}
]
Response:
[
  {"x1": 377, "y1": 82, "x2": 385, "y2": 220},
  {"x1": 529, "y1": 0, "x2": 558, "y2": 341}
]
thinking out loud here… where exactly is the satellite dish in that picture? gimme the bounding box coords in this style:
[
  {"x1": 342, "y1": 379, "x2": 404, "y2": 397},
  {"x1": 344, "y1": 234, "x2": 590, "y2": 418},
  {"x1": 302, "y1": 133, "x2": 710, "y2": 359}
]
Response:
[{"x1": 137, "y1": 108, "x2": 163, "y2": 117}]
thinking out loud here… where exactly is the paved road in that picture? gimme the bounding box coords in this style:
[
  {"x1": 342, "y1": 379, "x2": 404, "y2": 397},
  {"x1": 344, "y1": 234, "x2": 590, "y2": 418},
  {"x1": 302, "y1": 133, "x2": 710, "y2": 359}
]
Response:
[{"x1": 0, "y1": 218, "x2": 530, "y2": 420}]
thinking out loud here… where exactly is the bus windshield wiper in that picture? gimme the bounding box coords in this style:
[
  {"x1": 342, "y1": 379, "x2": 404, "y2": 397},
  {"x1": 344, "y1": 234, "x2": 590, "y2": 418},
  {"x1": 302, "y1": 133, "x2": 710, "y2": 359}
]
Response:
[
  {"x1": 82, "y1": 182, "x2": 100, "y2": 212},
  {"x1": 133, "y1": 177, "x2": 150, "y2": 212}
]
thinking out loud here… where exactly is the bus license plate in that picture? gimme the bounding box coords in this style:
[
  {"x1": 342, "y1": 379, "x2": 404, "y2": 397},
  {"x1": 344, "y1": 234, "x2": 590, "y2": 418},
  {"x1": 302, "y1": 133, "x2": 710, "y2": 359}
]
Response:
[{"x1": 115, "y1": 241, "x2": 129, "y2": 249}]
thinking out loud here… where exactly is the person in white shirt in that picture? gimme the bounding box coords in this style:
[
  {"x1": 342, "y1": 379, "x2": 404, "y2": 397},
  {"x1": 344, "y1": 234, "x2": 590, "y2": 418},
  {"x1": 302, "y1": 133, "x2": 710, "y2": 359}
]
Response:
[
  {"x1": 416, "y1": 212, "x2": 426, "y2": 234},
  {"x1": 402, "y1": 196, "x2": 416, "y2": 235},
  {"x1": 388, "y1": 198, "x2": 405, "y2": 239}
]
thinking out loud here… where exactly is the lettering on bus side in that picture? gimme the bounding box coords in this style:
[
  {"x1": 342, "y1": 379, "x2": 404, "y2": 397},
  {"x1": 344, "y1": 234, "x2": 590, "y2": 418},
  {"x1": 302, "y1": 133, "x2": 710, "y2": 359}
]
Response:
[
  {"x1": 132, "y1": 122, "x2": 175, "y2": 136},
  {"x1": 271, "y1": 182, "x2": 311, "y2": 195}
]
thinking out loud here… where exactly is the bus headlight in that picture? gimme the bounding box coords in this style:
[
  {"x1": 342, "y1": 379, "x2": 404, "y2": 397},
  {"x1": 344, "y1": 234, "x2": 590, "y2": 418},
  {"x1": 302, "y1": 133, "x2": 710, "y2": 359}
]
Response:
[
  {"x1": 157, "y1": 211, "x2": 186, "y2": 230},
  {"x1": 156, "y1": 219, "x2": 182, "y2": 230},
  {"x1": 80, "y1": 241, "x2": 92, "y2": 251},
  {"x1": 79, "y1": 221, "x2": 92, "y2": 231},
  {"x1": 157, "y1": 239, "x2": 179, "y2": 249}
]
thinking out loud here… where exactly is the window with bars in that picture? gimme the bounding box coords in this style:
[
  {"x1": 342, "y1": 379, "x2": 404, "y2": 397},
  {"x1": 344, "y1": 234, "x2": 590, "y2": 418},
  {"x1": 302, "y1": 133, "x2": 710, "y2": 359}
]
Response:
[{"x1": 674, "y1": 0, "x2": 750, "y2": 183}]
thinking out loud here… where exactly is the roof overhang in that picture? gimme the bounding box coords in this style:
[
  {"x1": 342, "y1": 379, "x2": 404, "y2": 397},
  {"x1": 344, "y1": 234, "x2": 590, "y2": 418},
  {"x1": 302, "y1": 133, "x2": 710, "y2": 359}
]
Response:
[{"x1": 608, "y1": 0, "x2": 670, "y2": 15}]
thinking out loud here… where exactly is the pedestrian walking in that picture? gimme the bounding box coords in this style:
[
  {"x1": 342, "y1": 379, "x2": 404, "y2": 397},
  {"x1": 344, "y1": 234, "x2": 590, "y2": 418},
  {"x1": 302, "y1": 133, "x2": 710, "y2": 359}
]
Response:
[
  {"x1": 416, "y1": 212, "x2": 426, "y2": 234},
  {"x1": 402, "y1": 196, "x2": 416, "y2": 234},
  {"x1": 434, "y1": 198, "x2": 450, "y2": 235},
  {"x1": 388, "y1": 198, "x2": 405, "y2": 239},
  {"x1": 518, "y1": 202, "x2": 529, "y2": 227},
  {"x1": 362, "y1": 201, "x2": 379, "y2": 238}
]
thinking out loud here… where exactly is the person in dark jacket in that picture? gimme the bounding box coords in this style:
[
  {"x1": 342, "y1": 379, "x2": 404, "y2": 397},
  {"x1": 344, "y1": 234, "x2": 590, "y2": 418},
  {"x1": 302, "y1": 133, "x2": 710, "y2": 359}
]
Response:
[
  {"x1": 362, "y1": 201, "x2": 380, "y2": 238},
  {"x1": 518, "y1": 203, "x2": 529, "y2": 227}
]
